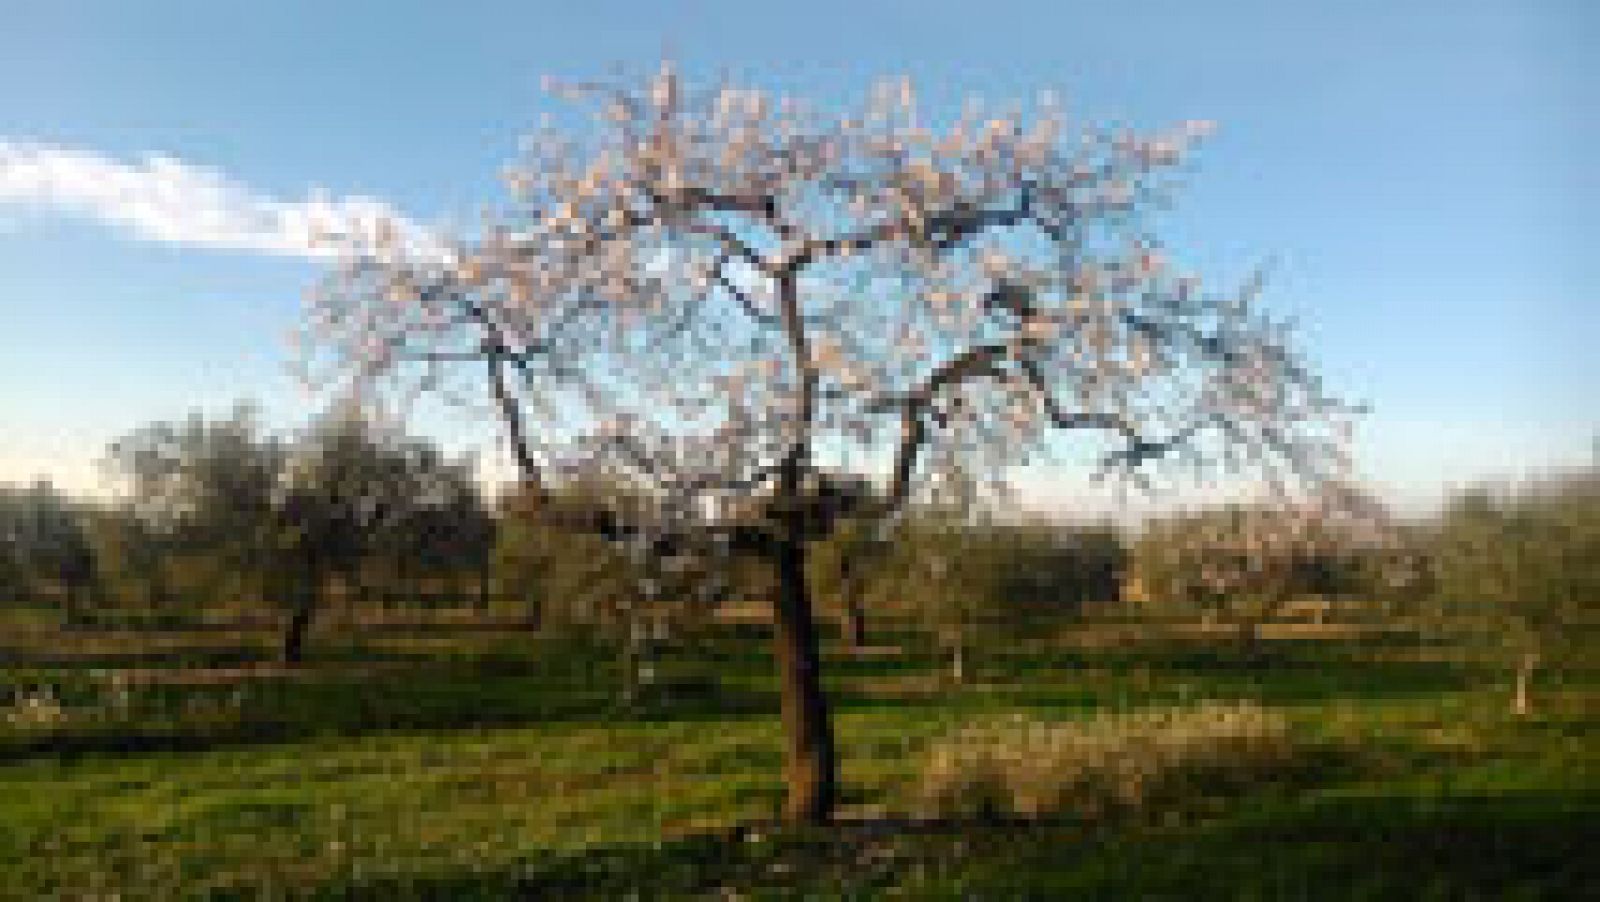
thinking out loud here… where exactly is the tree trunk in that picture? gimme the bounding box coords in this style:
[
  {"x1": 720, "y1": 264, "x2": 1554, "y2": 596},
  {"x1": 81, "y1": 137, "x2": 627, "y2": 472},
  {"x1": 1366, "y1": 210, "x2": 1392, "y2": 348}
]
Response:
[
  {"x1": 771, "y1": 533, "x2": 837, "y2": 824},
  {"x1": 61, "y1": 581, "x2": 82, "y2": 628},
  {"x1": 383, "y1": 563, "x2": 401, "y2": 612},
  {"x1": 281, "y1": 603, "x2": 314, "y2": 664},
  {"x1": 842, "y1": 594, "x2": 867, "y2": 651},
  {"x1": 1513, "y1": 651, "x2": 1538, "y2": 717},
  {"x1": 619, "y1": 614, "x2": 648, "y2": 707},
  {"x1": 1237, "y1": 618, "x2": 1264, "y2": 666},
  {"x1": 281, "y1": 568, "x2": 317, "y2": 664},
  {"x1": 149, "y1": 571, "x2": 171, "y2": 609},
  {"x1": 478, "y1": 556, "x2": 492, "y2": 613},
  {"x1": 837, "y1": 551, "x2": 868, "y2": 651},
  {"x1": 524, "y1": 587, "x2": 543, "y2": 632},
  {"x1": 950, "y1": 640, "x2": 965, "y2": 684}
]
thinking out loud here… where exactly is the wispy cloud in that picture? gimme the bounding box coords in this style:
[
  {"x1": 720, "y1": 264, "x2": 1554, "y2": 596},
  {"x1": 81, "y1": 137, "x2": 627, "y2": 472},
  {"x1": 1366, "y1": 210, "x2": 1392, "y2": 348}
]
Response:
[{"x1": 0, "y1": 140, "x2": 435, "y2": 259}]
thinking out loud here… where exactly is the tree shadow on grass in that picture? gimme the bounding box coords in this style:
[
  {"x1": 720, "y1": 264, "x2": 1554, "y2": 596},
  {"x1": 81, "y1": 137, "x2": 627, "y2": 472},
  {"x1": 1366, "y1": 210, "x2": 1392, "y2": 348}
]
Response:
[
  {"x1": 0, "y1": 661, "x2": 781, "y2": 764},
  {"x1": 289, "y1": 789, "x2": 1600, "y2": 900},
  {"x1": 815, "y1": 645, "x2": 1479, "y2": 720},
  {"x1": 0, "y1": 633, "x2": 1521, "y2": 765},
  {"x1": 0, "y1": 629, "x2": 551, "y2": 671},
  {"x1": 992, "y1": 643, "x2": 1479, "y2": 706},
  {"x1": 0, "y1": 642, "x2": 279, "y2": 671}
]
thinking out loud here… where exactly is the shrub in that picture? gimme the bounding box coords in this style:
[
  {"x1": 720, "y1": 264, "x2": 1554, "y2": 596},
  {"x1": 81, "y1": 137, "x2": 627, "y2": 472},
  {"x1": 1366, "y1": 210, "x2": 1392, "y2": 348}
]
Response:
[{"x1": 916, "y1": 702, "x2": 1301, "y2": 821}]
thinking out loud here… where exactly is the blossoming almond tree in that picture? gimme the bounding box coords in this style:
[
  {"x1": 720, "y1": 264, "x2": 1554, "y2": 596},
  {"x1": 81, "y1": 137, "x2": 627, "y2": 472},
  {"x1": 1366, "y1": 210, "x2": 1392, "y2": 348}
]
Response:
[
  {"x1": 1132, "y1": 487, "x2": 1400, "y2": 656},
  {"x1": 300, "y1": 63, "x2": 1356, "y2": 822}
]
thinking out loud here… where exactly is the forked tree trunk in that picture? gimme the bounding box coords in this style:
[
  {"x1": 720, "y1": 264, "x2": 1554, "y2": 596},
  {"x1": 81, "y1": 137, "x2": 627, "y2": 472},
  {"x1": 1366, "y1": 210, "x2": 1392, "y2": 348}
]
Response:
[
  {"x1": 771, "y1": 532, "x2": 837, "y2": 823},
  {"x1": 1513, "y1": 651, "x2": 1538, "y2": 717}
]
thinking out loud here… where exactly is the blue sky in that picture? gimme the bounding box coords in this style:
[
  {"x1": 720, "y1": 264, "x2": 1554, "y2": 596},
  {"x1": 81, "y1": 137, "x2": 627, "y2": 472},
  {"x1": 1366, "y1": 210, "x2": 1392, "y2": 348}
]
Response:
[{"x1": 0, "y1": 0, "x2": 1594, "y2": 513}]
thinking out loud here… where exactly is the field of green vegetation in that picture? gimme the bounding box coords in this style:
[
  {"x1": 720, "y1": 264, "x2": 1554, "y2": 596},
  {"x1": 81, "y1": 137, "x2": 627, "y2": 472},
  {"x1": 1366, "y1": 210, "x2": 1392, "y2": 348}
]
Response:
[{"x1": 3, "y1": 609, "x2": 1595, "y2": 899}]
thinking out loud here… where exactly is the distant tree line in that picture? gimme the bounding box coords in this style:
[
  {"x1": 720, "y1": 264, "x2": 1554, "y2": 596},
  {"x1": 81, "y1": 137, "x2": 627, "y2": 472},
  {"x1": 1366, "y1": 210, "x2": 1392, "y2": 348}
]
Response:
[
  {"x1": 1, "y1": 404, "x2": 494, "y2": 662},
  {"x1": 2, "y1": 407, "x2": 1593, "y2": 712}
]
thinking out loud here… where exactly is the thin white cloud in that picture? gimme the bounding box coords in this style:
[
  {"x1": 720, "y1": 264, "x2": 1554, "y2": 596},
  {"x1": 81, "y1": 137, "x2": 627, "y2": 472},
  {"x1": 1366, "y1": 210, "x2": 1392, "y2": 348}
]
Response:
[{"x1": 0, "y1": 139, "x2": 439, "y2": 260}]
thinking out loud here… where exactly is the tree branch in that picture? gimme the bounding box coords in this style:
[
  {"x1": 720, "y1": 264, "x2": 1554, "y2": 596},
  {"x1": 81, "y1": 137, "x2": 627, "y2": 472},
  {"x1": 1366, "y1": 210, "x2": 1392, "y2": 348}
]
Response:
[
  {"x1": 486, "y1": 351, "x2": 546, "y2": 502},
  {"x1": 712, "y1": 251, "x2": 783, "y2": 328}
]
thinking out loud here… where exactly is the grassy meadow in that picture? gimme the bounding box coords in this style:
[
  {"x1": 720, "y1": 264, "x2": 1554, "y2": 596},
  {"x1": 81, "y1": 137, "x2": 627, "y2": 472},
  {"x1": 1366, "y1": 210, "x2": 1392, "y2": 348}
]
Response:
[{"x1": 1, "y1": 604, "x2": 1596, "y2": 899}]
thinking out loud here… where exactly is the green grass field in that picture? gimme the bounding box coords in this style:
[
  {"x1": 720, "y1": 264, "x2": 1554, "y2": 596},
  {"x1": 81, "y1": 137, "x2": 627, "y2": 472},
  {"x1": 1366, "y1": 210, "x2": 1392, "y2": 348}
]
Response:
[{"x1": 2, "y1": 611, "x2": 1596, "y2": 898}]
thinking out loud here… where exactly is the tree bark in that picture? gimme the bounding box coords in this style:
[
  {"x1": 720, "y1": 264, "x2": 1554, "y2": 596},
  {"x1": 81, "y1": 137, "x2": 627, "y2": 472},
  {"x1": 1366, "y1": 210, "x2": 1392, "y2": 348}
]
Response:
[
  {"x1": 771, "y1": 532, "x2": 837, "y2": 823},
  {"x1": 1513, "y1": 651, "x2": 1538, "y2": 717},
  {"x1": 767, "y1": 265, "x2": 836, "y2": 824}
]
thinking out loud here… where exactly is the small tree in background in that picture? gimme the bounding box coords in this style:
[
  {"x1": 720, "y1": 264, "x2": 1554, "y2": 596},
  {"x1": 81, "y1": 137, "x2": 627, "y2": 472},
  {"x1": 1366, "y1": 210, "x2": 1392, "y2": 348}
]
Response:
[
  {"x1": 274, "y1": 406, "x2": 492, "y2": 661},
  {"x1": 1130, "y1": 490, "x2": 1394, "y2": 657},
  {"x1": 106, "y1": 403, "x2": 490, "y2": 661},
  {"x1": 370, "y1": 429, "x2": 495, "y2": 612},
  {"x1": 495, "y1": 476, "x2": 675, "y2": 703},
  {"x1": 883, "y1": 507, "x2": 987, "y2": 683},
  {"x1": 807, "y1": 509, "x2": 889, "y2": 651},
  {"x1": 0, "y1": 490, "x2": 26, "y2": 602},
  {"x1": 884, "y1": 512, "x2": 1125, "y2": 682},
  {"x1": 84, "y1": 502, "x2": 173, "y2": 612},
  {"x1": 1428, "y1": 466, "x2": 1598, "y2": 716},
  {"x1": 0, "y1": 480, "x2": 98, "y2": 619},
  {"x1": 301, "y1": 63, "x2": 1355, "y2": 821},
  {"x1": 106, "y1": 405, "x2": 286, "y2": 623}
]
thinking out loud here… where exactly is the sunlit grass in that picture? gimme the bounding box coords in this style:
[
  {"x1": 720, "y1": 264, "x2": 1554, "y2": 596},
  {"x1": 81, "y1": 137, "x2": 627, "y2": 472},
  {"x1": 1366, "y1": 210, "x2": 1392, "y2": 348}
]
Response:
[{"x1": 0, "y1": 617, "x2": 1595, "y2": 897}]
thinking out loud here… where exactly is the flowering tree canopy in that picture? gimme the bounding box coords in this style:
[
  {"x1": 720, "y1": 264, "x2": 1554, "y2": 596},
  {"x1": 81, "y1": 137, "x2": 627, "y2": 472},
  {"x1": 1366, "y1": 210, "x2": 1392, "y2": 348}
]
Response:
[
  {"x1": 298, "y1": 63, "x2": 1356, "y2": 821},
  {"x1": 304, "y1": 63, "x2": 1352, "y2": 520}
]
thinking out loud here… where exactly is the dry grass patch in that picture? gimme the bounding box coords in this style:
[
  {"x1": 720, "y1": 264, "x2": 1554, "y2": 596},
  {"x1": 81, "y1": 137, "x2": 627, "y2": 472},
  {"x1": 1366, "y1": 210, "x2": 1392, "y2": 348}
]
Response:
[{"x1": 916, "y1": 702, "x2": 1307, "y2": 821}]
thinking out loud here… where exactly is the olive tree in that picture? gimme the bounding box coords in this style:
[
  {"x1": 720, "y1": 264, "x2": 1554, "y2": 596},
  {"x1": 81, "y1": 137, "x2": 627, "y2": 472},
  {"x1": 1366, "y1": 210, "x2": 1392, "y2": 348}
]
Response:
[
  {"x1": 877, "y1": 511, "x2": 1123, "y2": 682},
  {"x1": 107, "y1": 404, "x2": 487, "y2": 659},
  {"x1": 0, "y1": 480, "x2": 98, "y2": 618},
  {"x1": 301, "y1": 64, "x2": 1353, "y2": 821},
  {"x1": 107, "y1": 405, "x2": 287, "y2": 622},
  {"x1": 359, "y1": 426, "x2": 495, "y2": 613},
  {"x1": 805, "y1": 477, "x2": 891, "y2": 650},
  {"x1": 84, "y1": 502, "x2": 173, "y2": 611},
  {"x1": 275, "y1": 407, "x2": 492, "y2": 661},
  {"x1": 1428, "y1": 467, "x2": 1597, "y2": 716}
]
